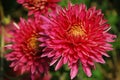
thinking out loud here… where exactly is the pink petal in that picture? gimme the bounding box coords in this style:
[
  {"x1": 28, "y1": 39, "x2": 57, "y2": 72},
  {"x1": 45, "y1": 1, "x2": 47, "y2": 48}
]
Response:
[
  {"x1": 70, "y1": 64, "x2": 78, "y2": 79},
  {"x1": 82, "y1": 65, "x2": 92, "y2": 77},
  {"x1": 55, "y1": 58, "x2": 63, "y2": 71},
  {"x1": 31, "y1": 65, "x2": 36, "y2": 74},
  {"x1": 50, "y1": 59, "x2": 58, "y2": 66},
  {"x1": 39, "y1": 64, "x2": 44, "y2": 73}
]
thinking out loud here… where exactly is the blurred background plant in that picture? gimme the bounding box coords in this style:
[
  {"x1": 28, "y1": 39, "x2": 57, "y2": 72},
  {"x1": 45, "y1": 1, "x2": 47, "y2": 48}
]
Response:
[{"x1": 0, "y1": 0, "x2": 120, "y2": 80}]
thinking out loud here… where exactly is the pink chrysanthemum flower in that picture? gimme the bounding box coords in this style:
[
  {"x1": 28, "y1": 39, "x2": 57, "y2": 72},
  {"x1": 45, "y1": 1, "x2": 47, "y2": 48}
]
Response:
[
  {"x1": 40, "y1": 3, "x2": 116, "y2": 79},
  {"x1": 17, "y1": 0, "x2": 61, "y2": 15},
  {"x1": 5, "y1": 17, "x2": 49, "y2": 80}
]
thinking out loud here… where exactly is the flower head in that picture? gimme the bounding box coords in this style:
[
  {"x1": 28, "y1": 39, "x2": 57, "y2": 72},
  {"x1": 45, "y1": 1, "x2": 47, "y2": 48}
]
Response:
[
  {"x1": 5, "y1": 17, "x2": 49, "y2": 80},
  {"x1": 17, "y1": 0, "x2": 61, "y2": 15},
  {"x1": 41, "y1": 3, "x2": 116, "y2": 79}
]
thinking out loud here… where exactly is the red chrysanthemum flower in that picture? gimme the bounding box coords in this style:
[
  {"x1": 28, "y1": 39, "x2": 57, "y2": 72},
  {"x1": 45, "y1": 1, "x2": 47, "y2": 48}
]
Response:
[
  {"x1": 5, "y1": 17, "x2": 49, "y2": 80},
  {"x1": 40, "y1": 3, "x2": 116, "y2": 79},
  {"x1": 17, "y1": 0, "x2": 61, "y2": 15}
]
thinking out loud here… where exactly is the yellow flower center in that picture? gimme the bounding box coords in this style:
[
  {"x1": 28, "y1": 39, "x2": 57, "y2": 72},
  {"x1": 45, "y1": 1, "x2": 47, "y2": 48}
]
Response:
[
  {"x1": 24, "y1": 32, "x2": 41, "y2": 59},
  {"x1": 30, "y1": 0, "x2": 47, "y2": 9},
  {"x1": 67, "y1": 23, "x2": 86, "y2": 37},
  {"x1": 27, "y1": 34, "x2": 39, "y2": 50}
]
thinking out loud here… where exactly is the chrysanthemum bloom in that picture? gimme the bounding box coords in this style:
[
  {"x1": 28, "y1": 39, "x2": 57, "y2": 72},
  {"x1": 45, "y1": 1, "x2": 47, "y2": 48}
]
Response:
[
  {"x1": 40, "y1": 3, "x2": 116, "y2": 79},
  {"x1": 5, "y1": 17, "x2": 49, "y2": 80},
  {"x1": 17, "y1": 0, "x2": 61, "y2": 15}
]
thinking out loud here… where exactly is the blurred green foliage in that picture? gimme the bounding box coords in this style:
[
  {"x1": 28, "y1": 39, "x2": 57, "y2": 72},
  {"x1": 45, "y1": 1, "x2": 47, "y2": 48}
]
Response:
[{"x1": 0, "y1": 0, "x2": 120, "y2": 80}]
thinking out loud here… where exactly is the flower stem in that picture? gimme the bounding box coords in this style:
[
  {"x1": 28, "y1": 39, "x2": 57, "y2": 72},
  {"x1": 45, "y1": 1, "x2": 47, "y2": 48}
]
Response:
[
  {"x1": 0, "y1": 0, "x2": 5, "y2": 80},
  {"x1": 0, "y1": 26, "x2": 5, "y2": 80}
]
